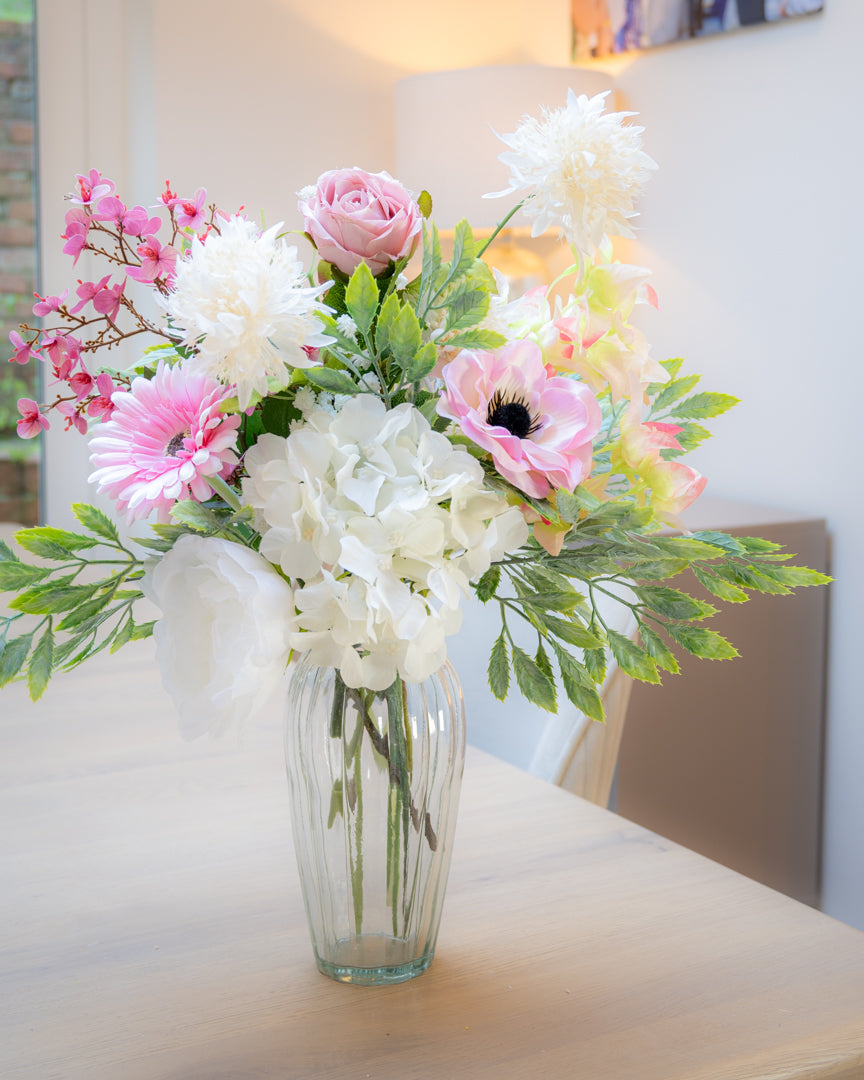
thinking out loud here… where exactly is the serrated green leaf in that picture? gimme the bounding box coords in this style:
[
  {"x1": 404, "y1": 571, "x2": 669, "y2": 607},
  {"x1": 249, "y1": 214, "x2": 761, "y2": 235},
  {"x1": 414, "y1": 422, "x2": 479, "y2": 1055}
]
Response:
[
  {"x1": 389, "y1": 303, "x2": 423, "y2": 370},
  {"x1": 512, "y1": 644, "x2": 557, "y2": 712},
  {"x1": 670, "y1": 391, "x2": 739, "y2": 421},
  {"x1": 520, "y1": 566, "x2": 589, "y2": 612},
  {"x1": 9, "y1": 578, "x2": 97, "y2": 615},
  {"x1": 0, "y1": 539, "x2": 19, "y2": 563},
  {"x1": 73, "y1": 503, "x2": 120, "y2": 542},
  {"x1": 0, "y1": 632, "x2": 32, "y2": 686},
  {"x1": 688, "y1": 530, "x2": 746, "y2": 554},
  {"x1": 711, "y1": 563, "x2": 791, "y2": 595},
  {"x1": 488, "y1": 632, "x2": 510, "y2": 700},
  {"x1": 402, "y1": 341, "x2": 438, "y2": 383},
  {"x1": 170, "y1": 500, "x2": 223, "y2": 533},
  {"x1": 14, "y1": 532, "x2": 80, "y2": 561},
  {"x1": 442, "y1": 328, "x2": 507, "y2": 351},
  {"x1": 475, "y1": 564, "x2": 500, "y2": 603},
  {"x1": 149, "y1": 523, "x2": 188, "y2": 543},
  {"x1": 651, "y1": 373, "x2": 701, "y2": 412},
  {"x1": 56, "y1": 589, "x2": 117, "y2": 631},
  {"x1": 344, "y1": 261, "x2": 380, "y2": 339},
  {"x1": 607, "y1": 629, "x2": 661, "y2": 683},
  {"x1": 129, "y1": 620, "x2": 156, "y2": 641},
  {"x1": 630, "y1": 557, "x2": 688, "y2": 581},
  {"x1": 542, "y1": 614, "x2": 604, "y2": 650},
  {"x1": 635, "y1": 585, "x2": 717, "y2": 622},
  {"x1": 420, "y1": 221, "x2": 442, "y2": 297},
  {"x1": 649, "y1": 536, "x2": 726, "y2": 561},
  {"x1": 374, "y1": 292, "x2": 401, "y2": 357},
  {"x1": 759, "y1": 565, "x2": 832, "y2": 588},
  {"x1": 447, "y1": 219, "x2": 476, "y2": 282},
  {"x1": 736, "y1": 535, "x2": 783, "y2": 554},
  {"x1": 666, "y1": 623, "x2": 739, "y2": 660},
  {"x1": 556, "y1": 490, "x2": 584, "y2": 524},
  {"x1": 130, "y1": 535, "x2": 176, "y2": 553},
  {"x1": 19, "y1": 527, "x2": 103, "y2": 557},
  {"x1": 550, "y1": 640, "x2": 604, "y2": 717},
  {"x1": 302, "y1": 367, "x2": 360, "y2": 396},
  {"x1": 27, "y1": 624, "x2": 54, "y2": 701},
  {"x1": 444, "y1": 285, "x2": 489, "y2": 333},
  {"x1": 584, "y1": 647, "x2": 607, "y2": 684},
  {"x1": 638, "y1": 623, "x2": 680, "y2": 674},
  {"x1": 535, "y1": 639, "x2": 554, "y2": 679},
  {"x1": 109, "y1": 615, "x2": 136, "y2": 654},
  {"x1": 516, "y1": 592, "x2": 584, "y2": 615},
  {"x1": 691, "y1": 566, "x2": 749, "y2": 603},
  {"x1": 672, "y1": 423, "x2": 712, "y2": 454},
  {"x1": 0, "y1": 561, "x2": 50, "y2": 590}
]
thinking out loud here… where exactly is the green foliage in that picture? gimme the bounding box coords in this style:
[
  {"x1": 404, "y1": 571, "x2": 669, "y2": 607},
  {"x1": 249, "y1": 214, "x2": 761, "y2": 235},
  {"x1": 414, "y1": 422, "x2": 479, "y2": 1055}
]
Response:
[
  {"x1": 473, "y1": 508, "x2": 830, "y2": 720},
  {"x1": 304, "y1": 365, "x2": 361, "y2": 396},
  {"x1": 0, "y1": 506, "x2": 165, "y2": 700},
  {"x1": 345, "y1": 262, "x2": 380, "y2": 339}
]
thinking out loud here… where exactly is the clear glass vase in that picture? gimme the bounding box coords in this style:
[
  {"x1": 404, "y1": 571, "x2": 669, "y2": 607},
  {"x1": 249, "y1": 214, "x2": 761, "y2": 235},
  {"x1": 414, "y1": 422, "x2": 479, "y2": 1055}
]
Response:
[{"x1": 284, "y1": 654, "x2": 466, "y2": 986}]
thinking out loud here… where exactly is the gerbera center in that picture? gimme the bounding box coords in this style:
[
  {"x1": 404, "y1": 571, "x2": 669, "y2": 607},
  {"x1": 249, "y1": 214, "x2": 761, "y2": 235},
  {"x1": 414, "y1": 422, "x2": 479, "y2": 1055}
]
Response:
[
  {"x1": 486, "y1": 390, "x2": 540, "y2": 440},
  {"x1": 165, "y1": 430, "x2": 189, "y2": 456}
]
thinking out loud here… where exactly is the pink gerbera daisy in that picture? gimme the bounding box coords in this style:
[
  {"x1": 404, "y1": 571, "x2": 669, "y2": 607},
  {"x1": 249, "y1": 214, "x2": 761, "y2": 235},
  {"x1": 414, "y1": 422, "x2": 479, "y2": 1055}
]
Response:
[
  {"x1": 437, "y1": 340, "x2": 602, "y2": 500},
  {"x1": 88, "y1": 362, "x2": 241, "y2": 523}
]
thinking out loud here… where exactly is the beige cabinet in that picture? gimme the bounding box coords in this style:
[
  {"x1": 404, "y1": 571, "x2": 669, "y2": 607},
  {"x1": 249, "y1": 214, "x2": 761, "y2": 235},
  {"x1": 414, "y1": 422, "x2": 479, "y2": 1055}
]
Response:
[{"x1": 616, "y1": 498, "x2": 829, "y2": 907}]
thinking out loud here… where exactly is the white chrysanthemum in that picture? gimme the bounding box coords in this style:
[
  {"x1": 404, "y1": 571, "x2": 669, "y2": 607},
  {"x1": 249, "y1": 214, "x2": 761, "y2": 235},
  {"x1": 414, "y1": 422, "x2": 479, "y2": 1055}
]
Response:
[
  {"x1": 241, "y1": 395, "x2": 528, "y2": 688},
  {"x1": 487, "y1": 90, "x2": 658, "y2": 255},
  {"x1": 164, "y1": 216, "x2": 332, "y2": 409}
]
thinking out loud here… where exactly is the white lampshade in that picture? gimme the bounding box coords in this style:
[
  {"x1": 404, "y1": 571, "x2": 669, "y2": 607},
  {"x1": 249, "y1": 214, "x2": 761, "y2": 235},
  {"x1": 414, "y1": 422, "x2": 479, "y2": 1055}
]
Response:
[{"x1": 394, "y1": 65, "x2": 614, "y2": 234}]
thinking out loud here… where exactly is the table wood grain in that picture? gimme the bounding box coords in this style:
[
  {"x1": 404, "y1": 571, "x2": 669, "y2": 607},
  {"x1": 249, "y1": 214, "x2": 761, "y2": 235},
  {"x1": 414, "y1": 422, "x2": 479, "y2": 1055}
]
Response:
[{"x1": 2, "y1": 641, "x2": 864, "y2": 1080}]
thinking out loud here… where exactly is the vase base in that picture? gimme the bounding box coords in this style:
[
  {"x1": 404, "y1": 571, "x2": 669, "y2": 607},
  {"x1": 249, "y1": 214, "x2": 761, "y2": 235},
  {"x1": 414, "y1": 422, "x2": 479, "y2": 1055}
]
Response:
[{"x1": 315, "y1": 934, "x2": 433, "y2": 986}]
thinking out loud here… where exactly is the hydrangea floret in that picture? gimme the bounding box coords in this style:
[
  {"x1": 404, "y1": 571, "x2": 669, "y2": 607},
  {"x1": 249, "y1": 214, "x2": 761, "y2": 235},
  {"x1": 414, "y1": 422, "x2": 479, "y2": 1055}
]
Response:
[{"x1": 1, "y1": 94, "x2": 828, "y2": 743}]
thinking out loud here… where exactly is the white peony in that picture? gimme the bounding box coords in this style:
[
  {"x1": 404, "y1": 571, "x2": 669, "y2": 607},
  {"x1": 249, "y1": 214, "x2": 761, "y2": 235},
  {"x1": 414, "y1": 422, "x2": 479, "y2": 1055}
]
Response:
[
  {"x1": 487, "y1": 90, "x2": 658, "y2": 256},
  {"x1": 143, "y1": 534, "x2": 296, "y2": 738},
  {"x1": 241, "y1": 395, "x2": 528, "y2": 689},
  {"x1": 164, "y1": 216, "x2": 332, "y2": 410}
]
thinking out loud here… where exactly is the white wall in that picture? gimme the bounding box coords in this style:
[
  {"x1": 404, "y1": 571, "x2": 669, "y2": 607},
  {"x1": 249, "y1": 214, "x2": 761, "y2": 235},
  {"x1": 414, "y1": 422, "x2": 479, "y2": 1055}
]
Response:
[{"x1": 36, "y1": 0, "x2": 863, "y2": 927}]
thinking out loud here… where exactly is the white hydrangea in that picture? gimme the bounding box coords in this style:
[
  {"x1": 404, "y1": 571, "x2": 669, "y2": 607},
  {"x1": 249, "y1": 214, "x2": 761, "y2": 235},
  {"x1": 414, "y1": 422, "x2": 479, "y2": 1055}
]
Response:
[
  {"x1": 164, "y1": 216, "x2": 333, "y2": 409},
  {"x1": 487, "y1": 90, "x2": 658, "y2": 256},
  {"x1": 242, "y1": 395, "x2": 528, "y2": 689}
]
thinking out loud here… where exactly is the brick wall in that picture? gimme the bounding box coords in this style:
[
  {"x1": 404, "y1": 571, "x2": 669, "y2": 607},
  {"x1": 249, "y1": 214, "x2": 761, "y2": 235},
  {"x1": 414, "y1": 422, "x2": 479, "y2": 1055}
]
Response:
[{"x1": 0, "y1": 13, "x2": 38, "y2": 526}]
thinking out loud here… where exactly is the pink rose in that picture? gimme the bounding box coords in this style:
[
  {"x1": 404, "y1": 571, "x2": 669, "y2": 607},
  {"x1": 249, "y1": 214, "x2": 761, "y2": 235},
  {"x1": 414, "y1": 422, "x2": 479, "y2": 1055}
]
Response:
[
  {"x1": 299, "y1": 168, "x2": 422, "y2": 277},
  {"x1": 437, "y1": 340, "x2": 602, "y2": 500}
]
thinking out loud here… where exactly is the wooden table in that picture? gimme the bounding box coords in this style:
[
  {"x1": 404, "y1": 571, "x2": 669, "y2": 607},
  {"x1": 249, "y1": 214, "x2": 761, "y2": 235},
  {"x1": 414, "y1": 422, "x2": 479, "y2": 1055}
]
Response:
[{"x1": 3, "y1": 642, "x2": 864, "y2": 1080}]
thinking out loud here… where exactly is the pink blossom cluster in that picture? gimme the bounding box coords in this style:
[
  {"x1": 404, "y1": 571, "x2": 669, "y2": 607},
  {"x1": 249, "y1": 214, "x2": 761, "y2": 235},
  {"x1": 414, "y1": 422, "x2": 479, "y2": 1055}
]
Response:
[{"x1": 8, "y1": 170, "x2": 219, "y2": 439}]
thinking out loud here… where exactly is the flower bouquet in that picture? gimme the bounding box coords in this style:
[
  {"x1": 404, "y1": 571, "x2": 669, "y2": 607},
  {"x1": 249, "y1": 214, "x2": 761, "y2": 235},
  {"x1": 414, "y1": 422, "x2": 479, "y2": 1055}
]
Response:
[{"x1": 1, "y1": 91, "x2": 827, "y2": 983}]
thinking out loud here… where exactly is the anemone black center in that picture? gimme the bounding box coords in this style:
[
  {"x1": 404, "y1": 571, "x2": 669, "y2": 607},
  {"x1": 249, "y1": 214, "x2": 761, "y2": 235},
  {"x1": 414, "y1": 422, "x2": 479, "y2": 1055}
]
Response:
[
  {"x1": 165, "y1": 431, "x2": 188, "y2": 457},
  {"x1": 486, "y1": 391, "x2": 539, "y2": 440}
]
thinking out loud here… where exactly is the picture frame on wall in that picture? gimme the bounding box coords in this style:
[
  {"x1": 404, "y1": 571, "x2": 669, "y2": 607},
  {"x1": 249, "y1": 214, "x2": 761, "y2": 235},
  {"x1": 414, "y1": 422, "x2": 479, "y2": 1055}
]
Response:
[{"x1": 571, "y1": 0, "x2": 824, "y2": 60}]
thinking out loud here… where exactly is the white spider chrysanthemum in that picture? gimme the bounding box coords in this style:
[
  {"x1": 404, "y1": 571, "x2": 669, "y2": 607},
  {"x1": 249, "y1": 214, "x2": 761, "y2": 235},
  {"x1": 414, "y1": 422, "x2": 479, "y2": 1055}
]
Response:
[
  {"x1": 164, "y1": 216, "x2": 332, "y2": 410},
  {"x1": 487, "y1": 90, "x2": 658, "y2": 256}
]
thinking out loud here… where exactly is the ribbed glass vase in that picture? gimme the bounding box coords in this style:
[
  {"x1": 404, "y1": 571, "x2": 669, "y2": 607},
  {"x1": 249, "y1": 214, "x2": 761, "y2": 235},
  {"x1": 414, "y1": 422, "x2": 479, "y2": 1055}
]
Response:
[{"x1": 284, "y1": 655, "x2": 466, "y2": 986}]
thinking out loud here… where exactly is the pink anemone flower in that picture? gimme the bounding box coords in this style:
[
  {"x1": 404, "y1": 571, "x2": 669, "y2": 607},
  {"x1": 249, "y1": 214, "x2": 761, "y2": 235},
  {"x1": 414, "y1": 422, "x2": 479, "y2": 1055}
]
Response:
[
  {"x1": 437, "y1": 339, "x2": 602, "y2": 500},
  {"x1": 88, "y1": 362, "x2": 241, "y2": 523}
]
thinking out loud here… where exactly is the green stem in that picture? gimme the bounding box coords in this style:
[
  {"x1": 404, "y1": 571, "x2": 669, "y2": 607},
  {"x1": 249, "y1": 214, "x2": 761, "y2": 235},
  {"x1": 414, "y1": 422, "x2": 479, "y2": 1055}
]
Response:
[
  {"x1": 476, "y1": 198, "x2": 530, "y2": 258},
  {"x1": 208, "y1": 474, "x2": 242, "y2": 512}
]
